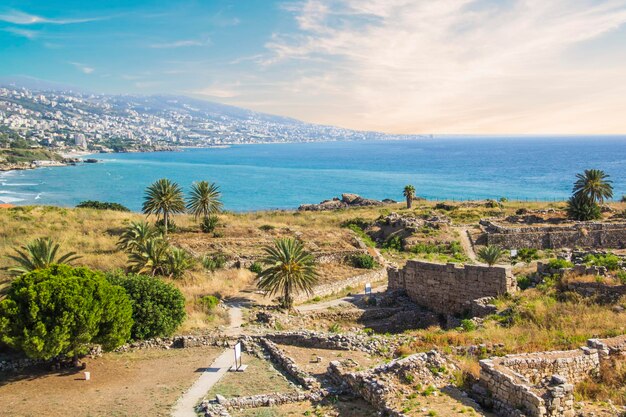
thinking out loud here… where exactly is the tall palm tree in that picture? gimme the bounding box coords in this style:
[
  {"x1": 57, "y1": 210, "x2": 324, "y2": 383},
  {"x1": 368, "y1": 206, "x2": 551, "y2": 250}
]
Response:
[
  {"x1": 572, "y1": 169, "x2": 613, "y2": 204},
  {"x1": 187, "y1": 181, "x2": 223, "y2": 231},
  {"x1": 117, "y1": 220, "x2": 161, "y2": 253},
  {"x1": 257, "y1": 238, "x2": 318, "y2": 309},
  {"x1": 403, "y1": 185, "x2": 416, "y2": 209},
  {"x1": 142, "y1": 178, "x2": 186, "y2": 237},
  {"x1": 7, "y1": 237, "x2": 81, "y2": 275}
]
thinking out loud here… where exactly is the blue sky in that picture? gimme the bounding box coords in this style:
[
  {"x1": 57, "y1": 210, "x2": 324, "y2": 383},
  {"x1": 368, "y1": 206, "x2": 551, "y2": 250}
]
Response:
[{"x1": 1, "y1": 0, "x2": 626, "y2": 134}]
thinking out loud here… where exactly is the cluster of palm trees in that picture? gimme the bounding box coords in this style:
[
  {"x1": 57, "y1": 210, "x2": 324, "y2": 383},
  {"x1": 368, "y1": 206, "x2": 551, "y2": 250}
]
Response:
[
  {"x1": 143, "y1": 178, "x2": 222, "y2": 237},
  {"x1": 7, "y1": 237, "x2": 81, "y2": 275},
  {"x1": 117, "y1": 220, "x2": 192, "y2": 278}
]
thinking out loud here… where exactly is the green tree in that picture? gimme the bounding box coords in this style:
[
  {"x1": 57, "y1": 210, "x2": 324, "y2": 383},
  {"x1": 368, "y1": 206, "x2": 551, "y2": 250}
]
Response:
[
  {"x1": 478, "y1": 245, "x2": 504, "y2": 266},
  {"x1": 7, "y1": 237, "x2": 81, "y2": 275},
  {"x1": 187, "y1": 181, "x2": 223, "y2": 232},
  {"x1": 106, "y1": 272, "x2": 186, "y2": 339},
  {"x1": 403, "y1": 185, "x2": 416, "y2": 209},
  {"x1": 572, "y1": 169, "x2": 613, "y2": 204},
  {"x1": 142, "y1": 178, "x2": 186, "y2": 238},
  {"x1": 257, "y1": 238, "x2": 318, "y2": 309},
  {"x1": 0, "y1": 265, "x2": 132, "y2": 360},
  {"x1": 117, "y1": 220, "x2": 161, "y2": 253}
]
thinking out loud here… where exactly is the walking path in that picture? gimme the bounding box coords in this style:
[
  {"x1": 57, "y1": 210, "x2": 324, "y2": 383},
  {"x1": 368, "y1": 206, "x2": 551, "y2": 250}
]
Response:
[
  {"x1": 171, "y1": 304, "x2": 242, "y2": 417},
  {"x1": 296, "y1": 285, "x2": 387, "y2": 313},
  {"x1": 457, "y1": 227, "x2": 478, "y2": 262}
]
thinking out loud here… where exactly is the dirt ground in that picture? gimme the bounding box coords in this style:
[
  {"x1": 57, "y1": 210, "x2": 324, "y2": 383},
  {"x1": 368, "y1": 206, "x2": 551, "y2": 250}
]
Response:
[{"x1": 0, "y1": 347, "x2": 221, "y2": 417}]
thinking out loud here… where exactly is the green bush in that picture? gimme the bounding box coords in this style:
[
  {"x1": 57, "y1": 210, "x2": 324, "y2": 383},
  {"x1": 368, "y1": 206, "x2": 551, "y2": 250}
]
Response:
[
  {"x1": 200, "y1": 215, "x2": 219, "y2": 233},
  {"x1": 514, "y1": 248, "x2": 540, "y2": 263},
  {"x1": 259, "y1": 224, "x2": 275, "y2": 232},
  {"x1": 460, "y1": 319, "x2": 477, "y2": 332},
  {"x1": 584, "y1": 253, "x2": 622, "y2": 271},
  {"x1": 202, "y1": 253, "x2": 226, "y2": 271},
  {"x1": 566, "y1": 195, "x2": 601, "y2": 221},
  {"x1": 383, "y1": 235, "x2": 403, "y2": 251},
  {"x1": 345, "y1": 224, "x2": 376, "y2": 247},
  {"x1": 616, "y1": 271, "x2": 626, "y2": 285},
  {"x1": 0, "y1": 265, "x2": 133, "y2": 359},
  {"x1": 249, "y1": 261, "x2": 263, "y2": 274},
  {"x1": 76, "y1": 200, "x2": 130, "y2": 212},
  {"x1": 517, "y1": 275, "x2": 533, "y2": 290},
  {"x1": 199, "y1": 295, "x2": 220, "y2": 311},
  {"x1": 351, "y1": 253, "x2": 376, "y2": 269},
  {"x1": 155, "y1": 218, "x2": 178, "y2": 233},
  {"x1": 341, "y1": 217, "x2": 371, "y2": 230},
  {"x1": 106, "y1": 272, "x2": 186, "y2": 340},
  {"x1": 546, "y1": 258, "x2": 573, "y2": 269},
  {"x1": 621, "y1": 195, "x2": 626, "y2": 203}
]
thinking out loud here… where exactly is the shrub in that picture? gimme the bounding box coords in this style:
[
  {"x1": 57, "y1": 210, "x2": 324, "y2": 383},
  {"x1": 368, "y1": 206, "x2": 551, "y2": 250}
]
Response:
[
  {"x1": 616, "y1": 271, "x2": 626, "y2": 285},
  {"x1": 514, "y1": 248, "x2": 540, "y2": 263},
  {"x1": 485, "y1": 199, "x2": 502, "y2": 209},
  {"x1": 202, "y1": 253, "x2": 226, "y2": 271},
  {"x1": 345, "y1": 224, "x2": 376, "y2": 247},
  {"x1": 76, "y1": 200, "x2": 130, "y2": 212},
  {"x1": 567, "y1": 195, "x2": 601, "y2": 221},
  {"x1": 259, "y1": 224, "x2": 275, "y2": 232},
  {"x1": 478, "y1": 245, "x2": 504, "y2": 266},
  {"x1": 106, "y1": 272, "x2": 186, "y2": 340},
  {"x1": 200, "y1": 215, "x2": 219, "y2": 233},
  {"x1": 249, "y1": 261, "x2": 263, "y2": 274},
  {"x1": 584, "y1": 253, "x2": 622, "y2": 271},
  {"x1": 199, "y1": 295, "x2": 220, "y2": 311},
  {"x1": 156, "y1": 218, "x2": 178, "y2": 233},
  {"x1": 460, "y1": 319, "x2": 477, "y2": 332},
  {"x1": 351, "y1": 253, "x2": 376, "y2": 269},
  {"x1": 165, "y1": 247, "x2": 194, "y2": 279},
  {"x1": 0, "y1": 265, "x2": 133, "y2": 359},
  {"x1": 517, "y1": 275, "x2": 533, "y2": 290},
  {"x1": 546, "y1": 258, "x2": 574, "y2": 269},
  {"x1": 341, "y1": 217, "x2": 371, "y2": 230},
  {"x1": 434, "y1": 202, "x2": 455, "y2": 211},
  {"x1": 383, "y1": 235, "x2": 403, "y2": 251},
  {"x1": 622, "y1": 195, "x2": 626, "y2": 203}
]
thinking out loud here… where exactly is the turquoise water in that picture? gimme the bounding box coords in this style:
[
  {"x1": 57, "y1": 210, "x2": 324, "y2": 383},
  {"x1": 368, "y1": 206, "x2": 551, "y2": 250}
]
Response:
[{"x1": 1, "y1": 137, "x2": 625, "y2": 211}]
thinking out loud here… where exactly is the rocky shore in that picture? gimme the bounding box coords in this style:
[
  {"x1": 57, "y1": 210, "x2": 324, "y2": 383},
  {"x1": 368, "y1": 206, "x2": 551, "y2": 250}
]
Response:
[{"x1": 298, "y1": 193, "x2": 396, "y2": 211}]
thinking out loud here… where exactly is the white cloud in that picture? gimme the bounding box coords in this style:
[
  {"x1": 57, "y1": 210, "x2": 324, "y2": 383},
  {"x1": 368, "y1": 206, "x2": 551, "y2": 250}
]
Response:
[
  {"x1": 3, "y1": 27, "x2": 39, "y2": 39},
  {"x1": 0, "y1": 9, "x2": 104, "y2": 25},
  {"x1": 251, "y1": 0, "x2": 626, "y2": 133},
  {"x1": 149, "y1": 39, "x2": 210, "y2": 49},
  {"x1": 70, "y1": 62, "x2": 95, "y2": 74}
]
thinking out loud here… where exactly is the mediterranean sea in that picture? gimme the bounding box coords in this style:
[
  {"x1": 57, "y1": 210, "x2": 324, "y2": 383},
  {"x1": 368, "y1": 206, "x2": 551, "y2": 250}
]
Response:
[{"x1": 1, "y1": 136, "x2": 625, "y2": 211}]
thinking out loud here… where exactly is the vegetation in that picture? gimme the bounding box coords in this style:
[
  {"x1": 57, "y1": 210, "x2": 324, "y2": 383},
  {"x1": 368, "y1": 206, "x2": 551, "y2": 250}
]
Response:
[
  {"x1": 513, "y1": 248, "x2": 540, "y2": 263},
  {"x1": 117, "y1": 220, "x2": 161, "y2": 253},
  {"x1": 583, "y1": 253, "x2": 622, "y2": 271},
  {"x1": 546, "y1": 258, "x2": 574, "y2": 269},
  {"x1": 166, "y1": 247, "x2": 195, "y2": 279},
  {"x1": 106, "y1": 272, "x2": 186, "y2": 340},
  {"x1": 187, "y1": 181, "x2": 222, "y2": 232},
  {"x1": 409, "y1": 241, "x2": 466, "y2": 263},
  {"x1": 477, "y1": 245, "x2": 504, "y2": 266},
  {"x1": 403, "y1": 185, "x2": 416, "y2": 209},
  {"x1": 202, "y1": 253, "x2": 226, "y2": 271},
  {"x1": 351, "y1": 253, "x2": 377, "y2": 269},
  {"x1": 0, "y1": 265, "x2": 132, "y2": 359},
  {"x1": 568, "y1": 169, "x2": 613, "y2": 221},
  {"x1": 142, "y1": 178, "x2": 186, "y2": 237},
  {"x1": 0, "y1": 147, "x2": 62, "y2": 165},
  {"x1": 7, "y1": 237, "x2": 81, "y2": 275},
  {"x1": 76, "y1": 200, "x2": 130, "y2": 212},
  {"x1": 249, "y1": 261, "x2": 263, "y2": 274},
  {"x1": 257, "y1": 238, "x2": 318, "y2": 309}
]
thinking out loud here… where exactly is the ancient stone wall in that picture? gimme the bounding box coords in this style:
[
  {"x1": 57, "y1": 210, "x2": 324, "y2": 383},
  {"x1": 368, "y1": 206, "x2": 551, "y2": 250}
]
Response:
[
  {"x1": 388, "y1": 260, "x2": 516, "y2": 315},
  {"x1": 481, "y1": 220, "x2": 626, "y2": 249},
  {"x1": 475, "y1": 335, "x2": 626, "y2": 417},
  {"x1": 293, "y1": 267, "x2": 386, "y2": 302}
]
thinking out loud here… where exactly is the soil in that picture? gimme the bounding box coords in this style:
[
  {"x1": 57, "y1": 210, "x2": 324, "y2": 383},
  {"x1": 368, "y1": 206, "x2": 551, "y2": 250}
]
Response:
[{"x1": 0, "y1": 347, "x2": 221, "y2": 417}]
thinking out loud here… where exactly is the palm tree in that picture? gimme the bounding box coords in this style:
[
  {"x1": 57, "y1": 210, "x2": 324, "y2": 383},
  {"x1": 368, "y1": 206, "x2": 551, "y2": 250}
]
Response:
[
  {"x1": 572, "y1": 169, "x2": 613, "y2": 204},
  {"x1": 257, "y1": 238, "x2": 318, "y2": 309},
  {"x1": 8, "y1": 237, "x2": 81, "y2": 275},
  {"x1": 403, "y1": 185, "x2": 416, "y2": 209},
  {"x1": 165, "y1": 247, "x2": 194, "y2": 279},
  {"x1": 478, "y1": 245, "x2": 504, "y2": 266},
  {"x1": 187, "y1": 181, "x2": 223, "y2": 232},
  {"x1": 128, "y1": 238, "x2": 170, "y2": 276},
  {"x1": 117, "y1": 220, "x2": 161, "y2": 253},
  {"x1": 142, "y1": 178, "x2": 186, "y2": 237}
]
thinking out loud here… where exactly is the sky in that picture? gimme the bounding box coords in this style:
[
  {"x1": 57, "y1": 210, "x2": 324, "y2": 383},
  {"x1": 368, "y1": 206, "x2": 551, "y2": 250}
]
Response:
[{"x1": 1, "y1": 0, "x2": 626, "y2": 134}]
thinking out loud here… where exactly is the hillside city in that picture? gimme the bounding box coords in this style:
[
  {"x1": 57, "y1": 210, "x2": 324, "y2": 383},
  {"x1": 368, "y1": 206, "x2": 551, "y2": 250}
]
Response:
[{"x1": 0, "y1": 86, "x2": 415, "y2": 153}]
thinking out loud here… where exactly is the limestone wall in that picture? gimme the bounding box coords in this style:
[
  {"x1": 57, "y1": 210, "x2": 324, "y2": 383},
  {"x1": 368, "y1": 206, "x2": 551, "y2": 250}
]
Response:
[
  {"x1": 388, "y1": 260, "x2": 516, "y2": 315},
  {"x1": 482, "y1": 220, "x2": 626, "y2": 250},
  {"x1": 293, "y1": 268, "x2": 386, "y2": 302}
]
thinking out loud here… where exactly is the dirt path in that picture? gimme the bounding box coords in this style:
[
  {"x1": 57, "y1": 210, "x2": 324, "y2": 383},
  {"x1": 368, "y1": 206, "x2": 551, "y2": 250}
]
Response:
[
  {"x1": 457, "y1": 227, "x2": 478, "y2": 262},
  {"x1": 171, "y1": 304, "x2": 242, "y2": 417}
]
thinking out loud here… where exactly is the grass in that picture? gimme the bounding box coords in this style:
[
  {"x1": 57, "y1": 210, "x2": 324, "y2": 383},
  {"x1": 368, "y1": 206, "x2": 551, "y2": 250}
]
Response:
[{"x1": 0, "y1": 147, "x2": 62, "y2": 165}]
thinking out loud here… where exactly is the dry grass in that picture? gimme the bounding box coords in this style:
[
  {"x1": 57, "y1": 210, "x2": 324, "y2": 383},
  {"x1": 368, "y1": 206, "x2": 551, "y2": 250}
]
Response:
[{"x1": 575, "y1": 356, "x2": 626, "y2": 406}]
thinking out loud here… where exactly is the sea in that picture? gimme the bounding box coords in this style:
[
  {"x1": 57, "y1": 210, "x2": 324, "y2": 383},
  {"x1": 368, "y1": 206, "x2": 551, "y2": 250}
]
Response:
[{"x1": 1, "y1": 136, "x2": 625, "y2": 212}]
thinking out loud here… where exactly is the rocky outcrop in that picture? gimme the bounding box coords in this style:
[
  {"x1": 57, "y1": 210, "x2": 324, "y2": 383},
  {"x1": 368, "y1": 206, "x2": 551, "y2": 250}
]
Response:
[{"x1": 298, "y1": 193, "x2": 386, "y2": 211}]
